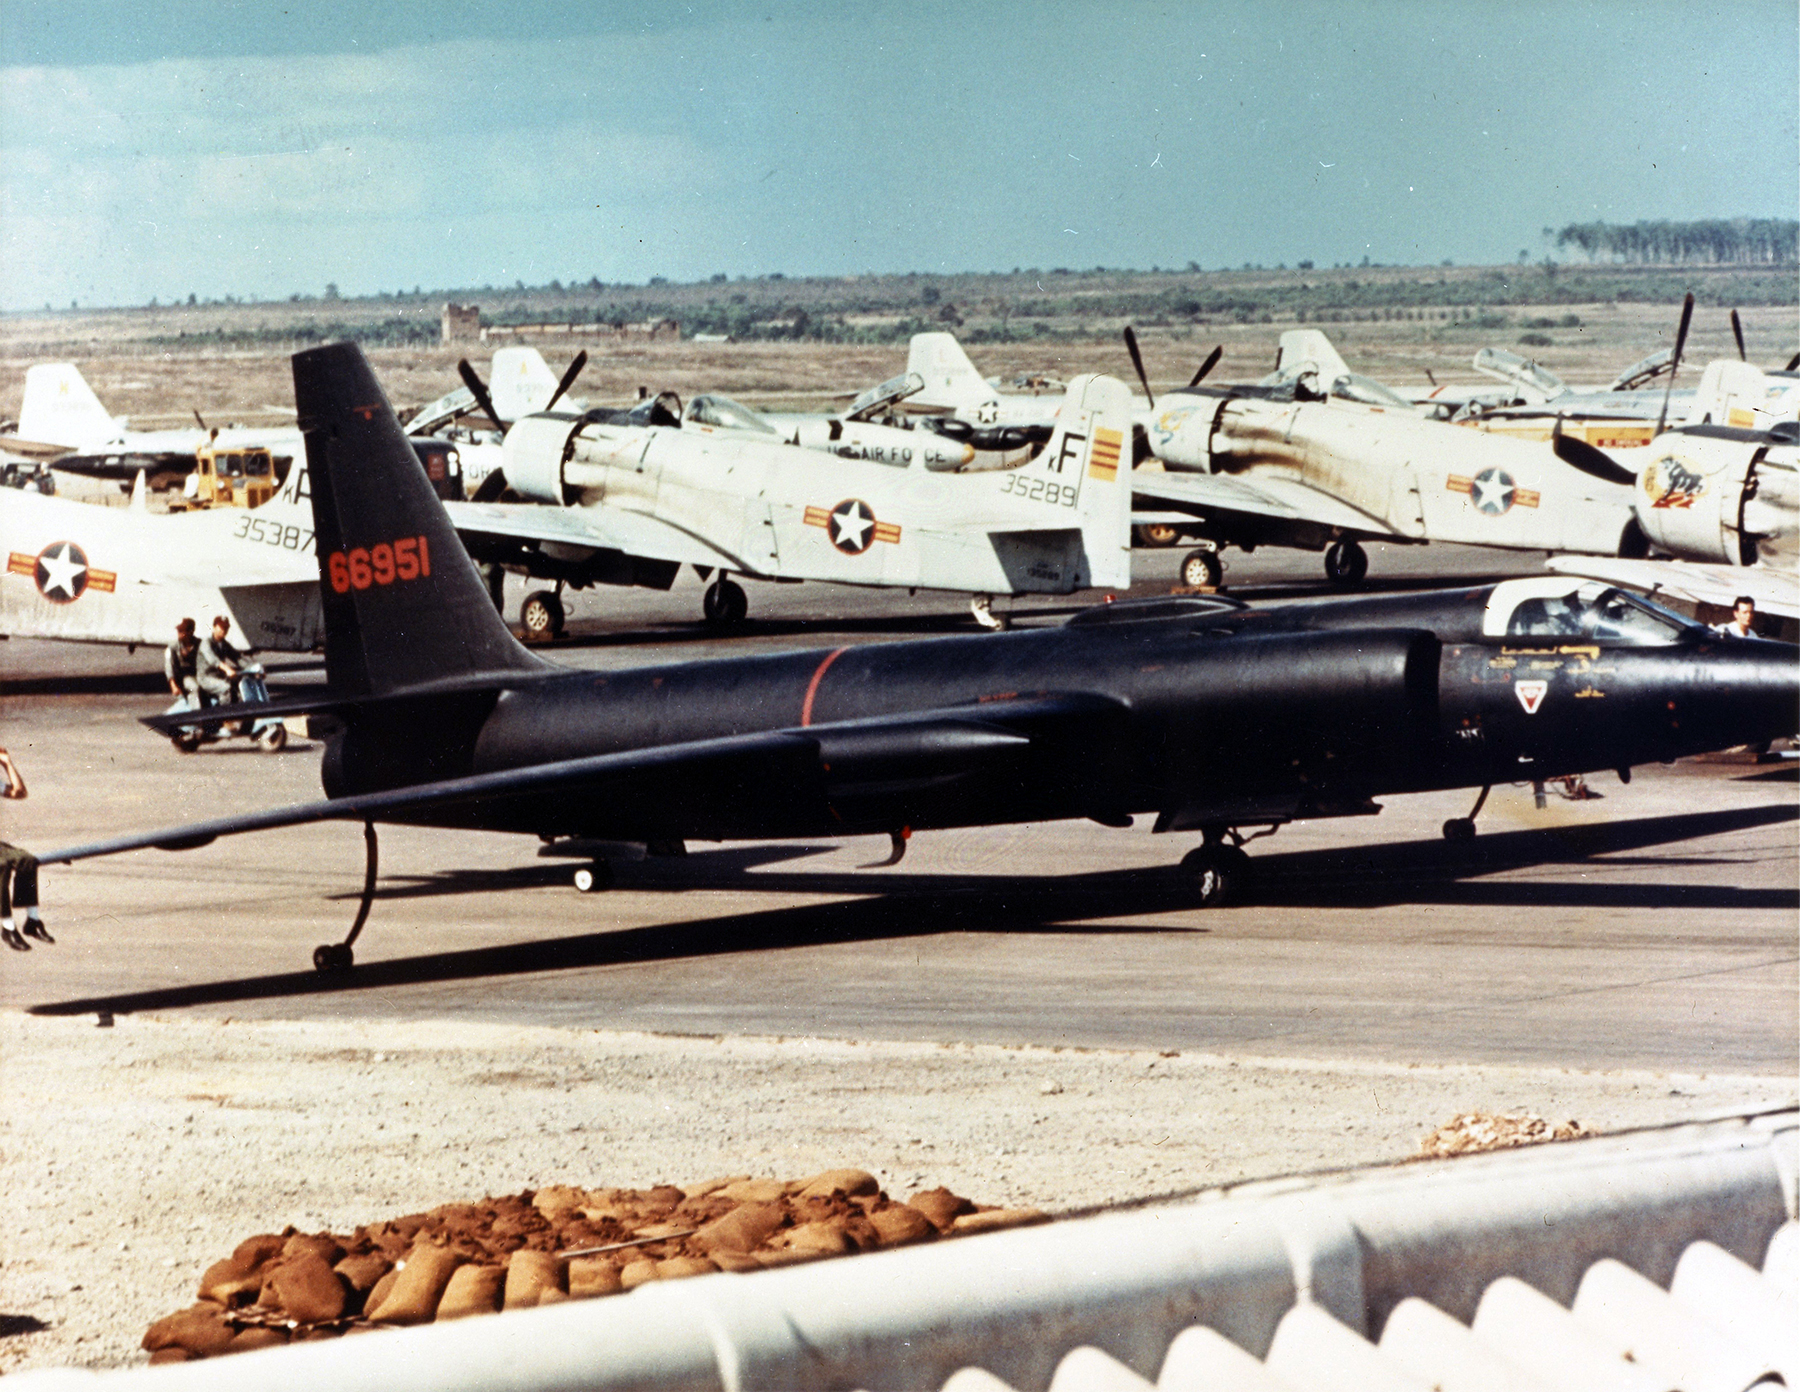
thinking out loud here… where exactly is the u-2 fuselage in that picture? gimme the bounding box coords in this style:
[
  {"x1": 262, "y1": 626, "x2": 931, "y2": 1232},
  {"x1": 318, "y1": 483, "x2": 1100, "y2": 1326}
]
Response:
[{"x1": 322, "y1": 587, "x2": 1798, "y2": 846}]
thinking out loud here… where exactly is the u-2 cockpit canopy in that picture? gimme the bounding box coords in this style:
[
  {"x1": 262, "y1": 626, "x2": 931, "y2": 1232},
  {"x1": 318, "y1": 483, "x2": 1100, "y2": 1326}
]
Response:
[{"x1": 1482, "y1": 576, "x2": 1704, "y2": 646}]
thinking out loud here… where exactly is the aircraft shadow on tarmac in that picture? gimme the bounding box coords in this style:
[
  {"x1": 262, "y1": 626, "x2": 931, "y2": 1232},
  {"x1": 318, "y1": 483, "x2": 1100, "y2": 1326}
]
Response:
[{"x1": 29, "y1": 800, "x2": 1796, "y2": 1019}]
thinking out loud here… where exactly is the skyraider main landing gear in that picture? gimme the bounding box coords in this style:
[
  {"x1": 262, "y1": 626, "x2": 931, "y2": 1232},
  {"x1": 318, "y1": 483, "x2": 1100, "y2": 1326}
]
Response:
[
  {"x1": 313, "y1": 821, "x2": 378, "y2": 974},
  {"x1": 520, "y1": 586, "x2": 566, "y2": 642},
  {"x1": 703, "y1": 576, "x2": 748, "y2": 627},
  {"x1": 1324, "y1": 539, "x2": 1369, "y2": 588},
  {"x1": 1179, "y1": 548, "x2": 1223, "y2": 590}
]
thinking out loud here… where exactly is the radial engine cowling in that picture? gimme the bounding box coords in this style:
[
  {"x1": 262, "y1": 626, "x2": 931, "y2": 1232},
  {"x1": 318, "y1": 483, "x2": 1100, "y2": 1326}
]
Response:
[
  {"x1": 1633, "y1": 431, "x2": 1797, "y2": 566},
  {"x1": 500, "y1": 414, "x2": 582, "y2": 505}
]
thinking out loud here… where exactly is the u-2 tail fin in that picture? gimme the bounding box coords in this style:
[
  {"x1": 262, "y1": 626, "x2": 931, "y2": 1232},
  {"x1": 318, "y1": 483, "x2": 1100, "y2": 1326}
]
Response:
[
  {"x1": 18, "y1": 363, "x2": 120, "y2": 448},
  {"x1": 293, "y1": 343, "x2": 547, "y2": 696}
]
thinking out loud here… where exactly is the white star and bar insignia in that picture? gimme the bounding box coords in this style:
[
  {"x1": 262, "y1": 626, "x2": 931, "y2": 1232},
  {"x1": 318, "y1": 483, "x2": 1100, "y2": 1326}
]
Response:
[
  {"x1": 10, "y1": 541, "x2": 115, "y2": 603},
  {"x1": 805, "y1": 499, "x2": 901, "y2": 555}
]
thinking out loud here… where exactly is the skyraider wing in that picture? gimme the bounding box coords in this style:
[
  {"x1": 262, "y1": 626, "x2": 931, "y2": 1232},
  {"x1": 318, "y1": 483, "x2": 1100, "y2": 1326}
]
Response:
[
  {"x1": 444, "y1": 499, "x2": 748, "y2": 573},
  {"x1": 1544, "y1": 556, "x2": 1800, "y2": 622},
  {"x1": 41, "y1": 696, "x2": 1108, "y2": 866},
  {"x1": 1132, "y1": 470, "x2": 1404, "y2": 538}
]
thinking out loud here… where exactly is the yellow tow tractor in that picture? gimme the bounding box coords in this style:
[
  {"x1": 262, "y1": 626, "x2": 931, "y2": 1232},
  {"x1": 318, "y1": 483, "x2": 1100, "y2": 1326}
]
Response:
[{"x1": 166, "y1": 442, "x2": 279, "y2": 511}]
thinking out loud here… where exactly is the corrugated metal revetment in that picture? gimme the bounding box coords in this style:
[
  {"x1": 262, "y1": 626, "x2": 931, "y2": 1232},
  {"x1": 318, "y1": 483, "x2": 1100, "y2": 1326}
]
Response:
[{"x1": 10, "y1": 1110, "x2": 1795, "y2": 1392}]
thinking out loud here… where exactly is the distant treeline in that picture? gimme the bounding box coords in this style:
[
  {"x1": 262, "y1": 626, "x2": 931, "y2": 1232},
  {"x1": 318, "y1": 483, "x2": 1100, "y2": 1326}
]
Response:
[
  {"x1": 1553, "y1": 219, "x2": 1797, "y2": 266},
  {"x1": 99, "y1": 260, "x2": 1794, "y2": 351}
]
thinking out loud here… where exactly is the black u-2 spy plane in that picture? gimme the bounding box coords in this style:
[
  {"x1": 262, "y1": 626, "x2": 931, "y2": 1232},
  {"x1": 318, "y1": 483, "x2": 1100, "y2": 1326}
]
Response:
[{"x1": 39, "y1": 344, "x2": 1800, "y2": 973}]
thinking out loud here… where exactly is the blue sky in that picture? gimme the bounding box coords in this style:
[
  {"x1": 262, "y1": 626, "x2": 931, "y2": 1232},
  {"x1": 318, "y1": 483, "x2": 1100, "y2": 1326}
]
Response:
[{"x1": 2, "y1": 1, "x2": 1794, "y2": 311}]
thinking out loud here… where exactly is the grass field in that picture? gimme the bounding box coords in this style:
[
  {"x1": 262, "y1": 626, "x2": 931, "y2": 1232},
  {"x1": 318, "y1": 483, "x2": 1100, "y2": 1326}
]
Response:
[{"x1": 3, "y1": 263, "x2": 1795, "y2": 426}]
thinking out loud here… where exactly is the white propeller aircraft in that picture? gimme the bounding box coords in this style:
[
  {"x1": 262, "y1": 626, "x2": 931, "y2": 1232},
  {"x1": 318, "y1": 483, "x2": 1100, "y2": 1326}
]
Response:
[
  {"x1": 444, "y1": 373, "x2": 1135, "y2": 636},
  {"x1": 1, "y1": 463, "x2": 321, "y2": 652},
  {"x1": 1121, "y1": 327, "x2": 1644, "y2": 588},
  {"x1": 4, "y1": 362, "x2": 301, "y2": 489},
  {"x1": 1545, "y1": 357, "x2": 1799, "y2": 631}
]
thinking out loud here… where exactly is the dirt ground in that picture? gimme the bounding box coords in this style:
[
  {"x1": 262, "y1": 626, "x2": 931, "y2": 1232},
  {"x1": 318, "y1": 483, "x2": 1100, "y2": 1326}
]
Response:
[{"x1": 2, "y1": 300, "x2": 1793, "y2": 427}]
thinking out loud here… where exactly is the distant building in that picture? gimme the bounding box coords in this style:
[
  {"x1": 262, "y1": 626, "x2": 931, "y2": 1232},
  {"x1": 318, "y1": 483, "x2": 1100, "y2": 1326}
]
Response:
[
  {"x1": 479, "y1": 318, "x2": 681, "y2": 343},
  {"x1": 441, "y1": 303, "x2": 482, "y2": 344}
]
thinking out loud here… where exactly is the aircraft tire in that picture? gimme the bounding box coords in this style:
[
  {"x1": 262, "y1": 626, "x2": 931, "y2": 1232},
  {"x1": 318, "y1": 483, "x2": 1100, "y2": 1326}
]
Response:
[
  {"x1": 1324, "y1": 539, "x2": 1369, "y2": 588},
  {"x1": 704, "y1": 578, "x2": 748, "y2": 627},
  {"x1": 1179, "y1": 548, "x2": 1223, "y2": 590},
  {"x1": 1135, "y1": 522, "x2": 1182, "y2": 548},
  {"x1": 1178, "y1": 844, "x2": 1248, "y2": 907},
  {"x1": 312, "y1": 943, "x2": 353, "y2": 973},
  {"x1": 520, "y1": 590, "x2": 565, "y2": 642},
  {"x1": 1442, "y1": 817, "x2": 1477, "y2": 841},
  {"x1": 258, "y1": 724, "x2": 288, "y2": 753},
  {"x1": 573, "y1": 861, "x2": 613, "y2": 893}
]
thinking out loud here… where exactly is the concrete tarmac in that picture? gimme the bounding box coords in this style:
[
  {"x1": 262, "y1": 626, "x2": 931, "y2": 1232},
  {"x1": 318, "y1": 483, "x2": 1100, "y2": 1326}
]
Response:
[{"x1": 3, "y1": 544, "x2": 1794, "y2": 1077}]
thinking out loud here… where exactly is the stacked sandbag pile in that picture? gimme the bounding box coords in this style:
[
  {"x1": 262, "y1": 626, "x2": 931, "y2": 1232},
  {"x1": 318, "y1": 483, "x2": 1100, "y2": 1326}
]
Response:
[{"x1": 143, "y1": 1169, "x2": 1043, "y2": 1363}]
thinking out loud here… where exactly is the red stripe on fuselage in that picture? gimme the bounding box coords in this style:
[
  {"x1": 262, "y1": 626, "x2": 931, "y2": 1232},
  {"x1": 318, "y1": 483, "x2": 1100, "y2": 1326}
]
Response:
[{"x1": 800, "y1": 647, "x2": 850, "y2": 727}]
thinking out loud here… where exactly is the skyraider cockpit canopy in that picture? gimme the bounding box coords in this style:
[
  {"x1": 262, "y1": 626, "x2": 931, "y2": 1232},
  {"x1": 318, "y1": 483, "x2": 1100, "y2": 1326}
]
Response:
[
  {"x1": 685, "y1": 394, "x2": 779, "y2": 434},
  {"x1": 1483, "y1": 577, "x2": 1704, "y2": 646},
  {"x1": 1254, "y1": 363, "x2": 1415, "y2": 411}
]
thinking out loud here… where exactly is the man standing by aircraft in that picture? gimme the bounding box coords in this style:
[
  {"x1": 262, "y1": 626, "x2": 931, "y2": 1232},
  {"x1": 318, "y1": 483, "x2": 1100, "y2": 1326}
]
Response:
[
  {"x1": 0, "y1": 747, "x2": 49, "y2": 952},
  {"x1": 1715, "y1": 596, "x2": 1766, "y2": 639}
]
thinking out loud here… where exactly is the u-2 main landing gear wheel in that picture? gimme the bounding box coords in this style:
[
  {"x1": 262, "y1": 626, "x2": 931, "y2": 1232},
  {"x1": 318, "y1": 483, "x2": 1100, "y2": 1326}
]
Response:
[
  {"x1": 703, "y1": 577, "x2": 748, "y2": 627},
  {"x1": 520, "y1": 588, "x2": 565, "y2": 642},
  {"x1": 1324, "y1": 539, "x2": 1368, "y2": 588},
  {"x1": 1179, "y1": 548, "x2": 1223, "y2": 590},
  {"x1": 573, "y1": 860, "x2": 614, "y2": 893},
  {"x1": 1179, "y1": 843, "x2": 1249, "y2": 907}
]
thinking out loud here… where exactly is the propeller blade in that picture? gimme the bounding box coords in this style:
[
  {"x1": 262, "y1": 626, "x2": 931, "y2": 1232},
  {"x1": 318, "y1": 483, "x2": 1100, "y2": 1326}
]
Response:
[
  {"x1": 1188, "y1": 346, "x2": 1223, "y2": 387},
  {"x1": 457, "y1": 359, "x2": 505, "y2": 435},
  {"x1": 1123, "y1": 326, "x2": 1154, "y2": 409},
  {"x1": 192, "y1": 409, "x2": 209, "y2": 432},
  {"x1": 1657, "y1": 292, "x2": 1694, "y2": 435},
  {"x1": 1730, "y1": 309, "x2": 1746, "y2": 362},
  {"x1": 1787, "y1": 351, "x2": 1800, "y2": 372},
  {"x1": 545, "y1": 350, "x2": 588, "y2": 412},
  {"x1": 1553, "y1": 419, "x2": 1637, "y2": 487}
]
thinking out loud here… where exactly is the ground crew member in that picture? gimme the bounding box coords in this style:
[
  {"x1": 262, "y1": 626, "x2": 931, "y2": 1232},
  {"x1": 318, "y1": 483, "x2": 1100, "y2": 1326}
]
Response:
[
  {"x1": 1715, "y1": 596, "x2": 1764, "y2": 639},
  {"x1": 0, "y1": 748, "x2": 49, "y2": 951},
  {"x1": 198, "y1": 615, "x2": 245, "y2": 705},
  {"x1": 165, "y1": 617, "x2": 201, "y2": 702}
]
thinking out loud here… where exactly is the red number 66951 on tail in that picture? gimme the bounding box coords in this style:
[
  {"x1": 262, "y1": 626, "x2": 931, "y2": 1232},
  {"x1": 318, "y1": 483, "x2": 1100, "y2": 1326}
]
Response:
[{"x1": 327, "y1": 535, "x2": 431, "y2": 594}]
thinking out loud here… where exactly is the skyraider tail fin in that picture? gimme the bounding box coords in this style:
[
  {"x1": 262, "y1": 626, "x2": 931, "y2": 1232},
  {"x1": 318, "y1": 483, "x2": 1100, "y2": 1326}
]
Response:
[
  {"x1": 18, "y1": 363, "x2": 119, "y2": 448},
  {"x1": 906, "y1": 332, "x2": 994, "y2": 411},
  {"x1": 293, "y1": 343, "x2": 547, "y2": 696},
  {"x1": 489, "y1": 347, "x2": 566, "y2": 420},
  {"x1": 988, "y1": 374, "x2": 1135, "y2": 591}
]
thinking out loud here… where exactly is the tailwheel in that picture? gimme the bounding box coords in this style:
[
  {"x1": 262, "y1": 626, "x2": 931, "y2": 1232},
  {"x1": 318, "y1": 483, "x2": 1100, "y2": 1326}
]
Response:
[
  {"x1": 573, "y1": 860, "x2": 614, "y2": 893},
  {"x1": 703, "y1": 577, "x2": 748, "y2": 627},
  {"x1": 1323, "y1": 539, "x2": 1369, "y2": 588},
  {"x1": 312, "y1": 942, "x2": 353, "y2": 973},
  {"x1": 520, "y1": 589, "x2": 565, "y2": 642},
  {"x1": 1179, "y1": 548, "x2": 1223, "y2": 590},
  {"x1": 1178, "y1": 843, "x2": 1250, "y2": 908}
]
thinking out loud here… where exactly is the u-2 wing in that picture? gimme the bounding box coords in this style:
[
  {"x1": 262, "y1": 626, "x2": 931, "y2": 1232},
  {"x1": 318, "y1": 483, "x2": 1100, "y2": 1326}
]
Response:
[
  {"x1": 444, "y1": 499, "x2": 752, "y2": 573},
  {"x1": 38, "y1": 695, "x2": 1107, "y2": 868},
  {"x1": 1132, "y1": 470, "x2": 1404, "y2": 538}
]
